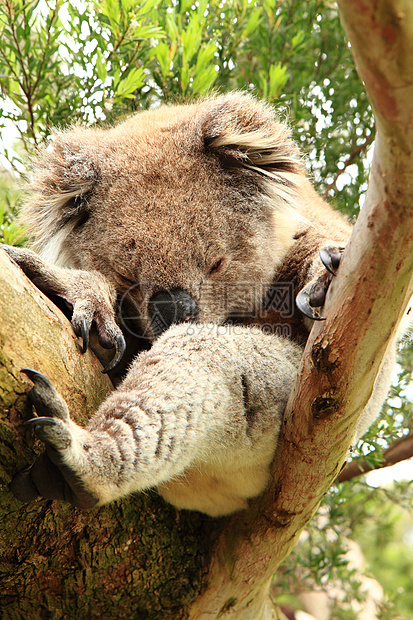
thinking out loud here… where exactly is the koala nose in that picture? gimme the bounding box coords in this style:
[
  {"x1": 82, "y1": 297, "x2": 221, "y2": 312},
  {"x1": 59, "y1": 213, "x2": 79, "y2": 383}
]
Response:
[{"x1": 148, "y1": 288, "x2": 198, "y2": 338}]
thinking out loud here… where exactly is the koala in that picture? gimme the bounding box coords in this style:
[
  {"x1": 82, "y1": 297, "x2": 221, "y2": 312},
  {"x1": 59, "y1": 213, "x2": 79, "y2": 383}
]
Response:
[{"x1": 4, "y1": 92, "x2": 405, "y2": 517}]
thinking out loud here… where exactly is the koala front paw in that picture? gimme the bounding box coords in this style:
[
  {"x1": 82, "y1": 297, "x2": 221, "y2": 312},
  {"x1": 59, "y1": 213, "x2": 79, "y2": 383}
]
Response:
[
  {"x1": 70, "y1": 306, "x2": 126, "y2": 374},
  {"x1": 1, "y1": 244, "x2": 125, "y2": 372},
  {"x1": 10, "y1": 369, "x2": 98, "y2": 509},
  {"x1": 296, "y1": 246, "x2": 344, "y2": 320}
]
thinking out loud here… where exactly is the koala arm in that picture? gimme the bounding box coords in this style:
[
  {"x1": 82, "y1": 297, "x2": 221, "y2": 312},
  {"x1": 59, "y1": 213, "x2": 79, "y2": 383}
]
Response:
[
  {"x1": 12, "y1": 324, "x2": 302, "y2": 516},
  {"x1": 1, "y1": 245, "x2": 125, "y2": 372}
]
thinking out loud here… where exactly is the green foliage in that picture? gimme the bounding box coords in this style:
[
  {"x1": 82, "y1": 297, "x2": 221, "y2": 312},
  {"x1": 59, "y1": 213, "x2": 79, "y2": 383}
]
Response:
[
  {"x1": 351, "y1": 336, "x2": 413, "y2": 468},
  {"x1": 0, "y1": 169, "x2": 26, "y2": 244},
  {"x1": 276, "y1": 482, "x2": 413, "y2": 619},
  {"x1": 151, "y1": 0, "x2": 219, "y2": 97},
  {"x1": 347, "y1": 482, "x2": 413, "y2": 620},
  {"x1": 275, "y1": 484, "x2": 364, "y2": 620}
]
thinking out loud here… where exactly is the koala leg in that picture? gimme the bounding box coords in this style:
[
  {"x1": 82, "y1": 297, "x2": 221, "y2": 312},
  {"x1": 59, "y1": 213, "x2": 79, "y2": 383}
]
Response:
[
  {"x1": 12, "y1": 324, "x2": 302, "y2": 516},
  {"x1": 296, "y1": 246, "x2": 345, "y2": 320},
  {"x1": 1, "y1": 245, "x2": 125, "y2": 372}
]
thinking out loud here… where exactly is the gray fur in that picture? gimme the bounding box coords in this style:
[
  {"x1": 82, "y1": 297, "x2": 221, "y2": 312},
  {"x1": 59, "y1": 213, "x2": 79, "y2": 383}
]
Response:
[
  {"x1": 8, "y1": 92, "x2": 411, "y2": 516},
  {"x1": 56, "y1": 324, "x2": 302, "y2": 516}
]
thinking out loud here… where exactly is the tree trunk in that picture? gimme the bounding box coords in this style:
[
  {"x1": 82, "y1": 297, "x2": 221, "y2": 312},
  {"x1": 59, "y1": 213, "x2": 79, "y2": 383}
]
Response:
[{"x1": 1, "y1": 1, "x2": 413, "y2": 618}]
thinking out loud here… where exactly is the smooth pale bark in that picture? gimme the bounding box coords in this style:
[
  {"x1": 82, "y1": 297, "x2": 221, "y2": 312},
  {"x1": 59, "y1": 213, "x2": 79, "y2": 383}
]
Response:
[{"x1": 1, "y1": 2, "x2": 412, "y2": 618}]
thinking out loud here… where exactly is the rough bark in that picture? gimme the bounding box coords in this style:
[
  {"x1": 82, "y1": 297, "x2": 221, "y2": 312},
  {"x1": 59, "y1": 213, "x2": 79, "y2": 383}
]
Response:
[{"x1": 0, "y1": 1, "x2": 412, "y2": 618}]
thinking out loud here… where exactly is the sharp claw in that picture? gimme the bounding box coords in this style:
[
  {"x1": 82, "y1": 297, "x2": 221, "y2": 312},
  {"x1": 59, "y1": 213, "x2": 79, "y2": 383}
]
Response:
[
  {"x1": 319, "y1": 247, "x2": 342, "y2": 276},
  {"x1": 296, "y1": 289, "x2": 325, "y2": 321},
  {"x1": 102, "y1": 332, "x2": 126, "y2": 373},
  {"x1": 80, "y1": 317, "x2": 89, "y2": 354},
  {"x1": 21, "y1": 368, "x2": 69, "y2": 422},
  {"x1": 25, "y1": 417, "x2": 71, "y2": 449},
  {"x1": 25, "y1": 416, "x2": 58, "y2": 427},
  {"x1": 21, "y1": 368, "x2": 54, "y2": 388}
]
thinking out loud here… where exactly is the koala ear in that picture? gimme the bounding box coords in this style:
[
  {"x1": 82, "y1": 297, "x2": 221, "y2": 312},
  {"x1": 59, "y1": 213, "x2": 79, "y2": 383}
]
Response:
[
  {"x1": 24, "y1": 131, "x2": 100, "y2": 264},
  {"x1": 201, "y1": 93, "x2": 302, "y2": 182}
]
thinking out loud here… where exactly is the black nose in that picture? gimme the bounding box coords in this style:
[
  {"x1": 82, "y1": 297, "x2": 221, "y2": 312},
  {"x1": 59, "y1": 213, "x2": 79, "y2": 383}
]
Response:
[{"x1": 148, "y1": 288, "x2": 198, "y2": 338}]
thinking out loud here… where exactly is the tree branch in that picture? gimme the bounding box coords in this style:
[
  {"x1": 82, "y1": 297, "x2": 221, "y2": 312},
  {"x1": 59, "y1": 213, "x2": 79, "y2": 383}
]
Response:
[
  {"x1": 0, "y1": 251, "x2": 113, "y2": 472},
  {"x1": 337, "y1": 433, "x2": 413, "y2": 483}
]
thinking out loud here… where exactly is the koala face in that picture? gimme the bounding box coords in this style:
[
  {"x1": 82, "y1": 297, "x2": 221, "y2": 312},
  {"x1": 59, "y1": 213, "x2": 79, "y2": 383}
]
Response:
[{"x1": 24, "y1": 93, "x2": 303, "y2": 340}]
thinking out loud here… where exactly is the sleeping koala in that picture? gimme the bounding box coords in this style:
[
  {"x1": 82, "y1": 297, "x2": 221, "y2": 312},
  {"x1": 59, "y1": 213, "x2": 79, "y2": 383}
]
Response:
[{"x1": 4, "y1": 93, "x2": 402, "y2": 516}]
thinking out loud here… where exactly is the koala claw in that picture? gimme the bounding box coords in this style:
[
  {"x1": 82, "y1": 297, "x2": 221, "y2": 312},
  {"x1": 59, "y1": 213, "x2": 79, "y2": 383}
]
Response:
[
  {"x1": 296, "y1": 287, "x2": 326, "y2": 321},
  {"x1": 21, "y1": 368, "x2": 70, "y2": 421},
  {"x1": 26, "y1": 417, "x2": 72, "y2": 450},
  {"x1": 2, "y1": 245, "x2": 126, "y2": 370},
  {"x1": 22, "y1": 370, "x2": 72, "y2": 448},
  {"x1": 21, "y1": 367, "x2": 50, "y2": 384},
  {"x1": 101, "y1": 332, "x2": 127, "y2": 374},
  {"x1": 296, "y1": 271, "x2": 333, "y2": 320},
  {"x1": 319, "y1": 246, "x2": 343, "y2": 275},
  {"x1": 296, "y1": 246, "x2": 344, "y2": 320},
  {"x1": 72, "y1": 312, "x2": 126, "y2": 372},
  {"x1": 25, "y1": 416, "x2": 59, "y2": 426},
  {"x1": 79, "y1": 317, "x2": 89, "y2": 354}
]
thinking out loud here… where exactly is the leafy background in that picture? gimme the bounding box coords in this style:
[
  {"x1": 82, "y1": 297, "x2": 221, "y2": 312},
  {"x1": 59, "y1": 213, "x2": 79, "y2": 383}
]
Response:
[{"x1": 0, "y1": 1, "x2": 412, "y2": 617}]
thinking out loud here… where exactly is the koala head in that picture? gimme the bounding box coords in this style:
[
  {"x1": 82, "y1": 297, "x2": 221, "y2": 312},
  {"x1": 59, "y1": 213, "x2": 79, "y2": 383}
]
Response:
[{"x1": 24, "y1": 92, "x2": 304, "y2": 340}]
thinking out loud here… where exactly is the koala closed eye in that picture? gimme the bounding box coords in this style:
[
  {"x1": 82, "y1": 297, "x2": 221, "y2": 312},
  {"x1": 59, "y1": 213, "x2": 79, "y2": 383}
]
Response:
[
  {"x1": 206, "y1": 257, "x2": 227, "y2": 279},
  {"x1": 116, "y1": 273, "x2": 137, "y2": 288}
]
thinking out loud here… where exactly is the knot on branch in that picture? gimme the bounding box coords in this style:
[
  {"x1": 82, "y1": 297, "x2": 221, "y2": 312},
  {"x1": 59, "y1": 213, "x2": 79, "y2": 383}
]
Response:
[
  {"x1": 311, "y1": 395, "x2": 340, "y2": 420},
  {"x1": 272, "y1": 509, "x2": 296, "y2": 528},
  {"x1": 311, "y1": 338, "x2": 340, "y2": 374}
]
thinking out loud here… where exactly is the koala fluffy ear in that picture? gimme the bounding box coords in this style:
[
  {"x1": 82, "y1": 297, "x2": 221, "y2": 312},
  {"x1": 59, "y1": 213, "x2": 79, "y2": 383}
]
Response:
[
  {"x1": 23, "y1": 131, "x2": 100, "y2": 264},
  {"x1": 201, "y1": 93, "x2": 302, "y2": 183}
]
